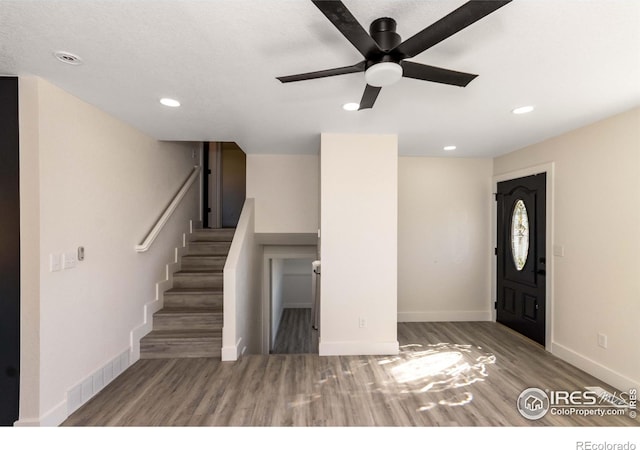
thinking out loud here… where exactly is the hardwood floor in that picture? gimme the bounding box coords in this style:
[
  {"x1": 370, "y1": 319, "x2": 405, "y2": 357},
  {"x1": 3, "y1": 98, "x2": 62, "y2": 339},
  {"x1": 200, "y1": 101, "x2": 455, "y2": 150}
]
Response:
[
  {"x1": 272, "y1": 308, "x2": 319, "y2": 354},
  {"x1": 62, "y1": 322, "x2": 638, "y2": 427}
]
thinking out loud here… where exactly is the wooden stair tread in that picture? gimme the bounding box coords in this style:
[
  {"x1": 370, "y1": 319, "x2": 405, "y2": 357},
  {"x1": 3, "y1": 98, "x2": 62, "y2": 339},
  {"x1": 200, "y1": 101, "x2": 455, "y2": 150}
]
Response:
[
  {"x1": 155, "y1": 306, "x2": 222, "y2": 315},
  {"x1": 165, "y1": 287, "x2": 223, "y2": 294},
  {"x1": 174, "y1": 270, "x2": 223, "y2": 275},
  {"x1": 142, "y1": 329, "x2": 222, "y2": 340},
  {"x1": 181, "y1": 255, "x2": 227, "y2": 260}
]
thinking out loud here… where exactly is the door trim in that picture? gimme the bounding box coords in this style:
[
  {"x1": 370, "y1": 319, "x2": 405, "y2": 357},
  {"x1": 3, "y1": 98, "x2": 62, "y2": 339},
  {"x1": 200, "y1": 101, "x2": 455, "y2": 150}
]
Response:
[
  {"x1": 261, "y1": 245, "x2": 318, "y2": 355},
  {"x1": 491, "y1": 162, "x2": 555, "y2": 352}
]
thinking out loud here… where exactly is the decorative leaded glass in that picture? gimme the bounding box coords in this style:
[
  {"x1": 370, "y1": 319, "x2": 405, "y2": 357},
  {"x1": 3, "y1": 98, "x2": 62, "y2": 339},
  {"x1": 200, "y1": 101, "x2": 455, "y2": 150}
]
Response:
[{"x1": 511, "y1": 200, "x2": 529, "y2": 271}]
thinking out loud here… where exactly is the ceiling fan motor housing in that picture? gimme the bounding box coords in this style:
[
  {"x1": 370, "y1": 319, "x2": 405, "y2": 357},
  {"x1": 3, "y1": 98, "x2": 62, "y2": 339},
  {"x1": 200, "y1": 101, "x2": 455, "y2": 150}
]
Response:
[{"x1": 369, "y1": 17, "x2": 401, "y2": 54}]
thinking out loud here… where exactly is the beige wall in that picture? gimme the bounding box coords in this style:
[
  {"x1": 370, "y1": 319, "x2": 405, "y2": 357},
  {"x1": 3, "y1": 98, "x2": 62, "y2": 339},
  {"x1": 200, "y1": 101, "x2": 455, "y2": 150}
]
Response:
[
  {"x1": 494, "y1": 107, "x2": 640, "y2": 390},
  {"x1": 398, "y1": 157, "x2": 493, "y2": 321},
  {"x1": 282, "y1": 258, "x2": 313, "y2": 308},
  {"x1": 18, "y1": 77, "x2": 41, "y2": 423},
  {"x1": 246, "y1": 154, "x2": 319, "y2": 234},
  {"x1": 320, "y1": 134, "x2": 398, "y2": 356},
  {"x1": 18, "y1": 77, "x2": 200, "y2": 425}
]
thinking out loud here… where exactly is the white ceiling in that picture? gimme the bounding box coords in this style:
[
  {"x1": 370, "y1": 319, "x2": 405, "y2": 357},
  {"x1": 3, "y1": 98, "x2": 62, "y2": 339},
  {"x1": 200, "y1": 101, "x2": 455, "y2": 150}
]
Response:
[{"x1": 1, "y1": 0, "x2": 639, "y2": 157}]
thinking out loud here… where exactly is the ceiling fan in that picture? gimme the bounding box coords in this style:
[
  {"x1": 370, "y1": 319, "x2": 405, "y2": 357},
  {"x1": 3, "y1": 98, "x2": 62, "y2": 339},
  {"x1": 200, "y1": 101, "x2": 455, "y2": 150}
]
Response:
[{"x1": 277, "y1": 0, "x2": 512, "y2": 110}]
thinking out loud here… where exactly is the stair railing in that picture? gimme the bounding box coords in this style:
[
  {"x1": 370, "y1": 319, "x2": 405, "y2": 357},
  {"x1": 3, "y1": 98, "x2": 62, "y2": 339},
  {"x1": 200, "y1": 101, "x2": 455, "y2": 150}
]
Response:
[{"x1": 135, "y1": 165, "x2": 201, "y2": 252}]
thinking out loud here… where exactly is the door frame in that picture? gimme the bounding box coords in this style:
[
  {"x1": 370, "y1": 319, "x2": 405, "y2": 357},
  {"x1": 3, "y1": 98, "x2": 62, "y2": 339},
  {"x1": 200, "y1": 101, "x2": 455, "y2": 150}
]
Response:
[
  {"x1": 491, "y1": 162, "x2": 555, "y2": 352},
  {"x1": 261, "y1": 245, "x2": 319, "y2": 355}
]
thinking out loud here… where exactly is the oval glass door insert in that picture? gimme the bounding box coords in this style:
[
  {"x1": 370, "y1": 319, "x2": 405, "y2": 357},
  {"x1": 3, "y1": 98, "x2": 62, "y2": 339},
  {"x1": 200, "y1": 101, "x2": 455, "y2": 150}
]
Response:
[{"x1": 511, "y1": 199, "x2": 529, "y2": 271}]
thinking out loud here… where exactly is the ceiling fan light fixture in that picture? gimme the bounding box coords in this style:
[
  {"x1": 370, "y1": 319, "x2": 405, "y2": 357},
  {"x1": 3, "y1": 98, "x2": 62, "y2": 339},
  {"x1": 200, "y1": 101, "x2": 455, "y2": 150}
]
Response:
[{"x1": 365, "y1": 62, "x2": 403, "y2": 87}]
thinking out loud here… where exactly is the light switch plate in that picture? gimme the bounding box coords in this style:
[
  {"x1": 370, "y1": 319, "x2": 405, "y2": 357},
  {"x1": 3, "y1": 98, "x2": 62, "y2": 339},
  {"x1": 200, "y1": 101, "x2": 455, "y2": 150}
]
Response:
[
  {"x1": 553, "y1": 245, "x2": 565, "y2": 257},
  {"x1": 63, "y1": 251, "x2": 77, "y2": 269},
  {"x1": 50, "y1": 253, "x2": 62, "y2": 272}
]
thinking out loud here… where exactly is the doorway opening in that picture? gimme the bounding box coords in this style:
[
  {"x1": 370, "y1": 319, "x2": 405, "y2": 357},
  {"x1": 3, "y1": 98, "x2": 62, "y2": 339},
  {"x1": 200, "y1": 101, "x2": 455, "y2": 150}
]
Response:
[
  {"x1": 202, "y1": 142, "x2": 246, "y2": 229},
  {"x1": 262, "y1": 247, "x2": 319, "y2": 355}
]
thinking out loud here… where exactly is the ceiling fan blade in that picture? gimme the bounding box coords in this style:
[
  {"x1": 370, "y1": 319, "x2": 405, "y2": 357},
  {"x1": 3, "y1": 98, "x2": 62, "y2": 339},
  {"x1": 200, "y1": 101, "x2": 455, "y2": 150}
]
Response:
[
  {"x1": 401, "y1": 61, "x2": 477, "y2": 87},
  {"x1": 358, "y1": 84, "x2": 381, "y2": 110},
  {"x1": 312, "y1": 0, "x2": 380, "y2": 58},
  {"x1": 277, "y1": 61, "x2": 366, "y2": 83},
  {"x1": 394, "y1": 0, "x2": 512, "y2": 59}
]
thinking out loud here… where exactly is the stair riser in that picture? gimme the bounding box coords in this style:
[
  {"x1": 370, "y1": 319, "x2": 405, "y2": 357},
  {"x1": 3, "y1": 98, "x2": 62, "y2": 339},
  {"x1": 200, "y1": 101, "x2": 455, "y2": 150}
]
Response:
[
  {"x1": 163, "y1": 293, "x2": 223, "y2": 309},
  {"x1": 173, "y1": 275, "x2": 223, "y2": 289},
  {"x1": 191, "y1": 229, "x2": 235, "y2": 242},
  {"x1": 188, "y1": 242, "x2": 231, "y2": 255},
  {"x1": 140, "y1": 339, "x2": 222, "y2": 359},
  {"x1": 181, "y1": 258, "x2": 226, "y2": 271},
  {"x1": 153, "y1": 314, "x2": 223, "y2": 331}
]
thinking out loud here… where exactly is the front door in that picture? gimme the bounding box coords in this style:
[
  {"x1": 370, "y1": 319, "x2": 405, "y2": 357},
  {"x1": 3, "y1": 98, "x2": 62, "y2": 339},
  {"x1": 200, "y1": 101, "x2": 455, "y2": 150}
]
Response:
[
  {"x1": 0, "y1": 77, "x2": 20, "y2": 426},
  {"x1": 496, "y1": 174, "x2": 546, "y2": 345}
]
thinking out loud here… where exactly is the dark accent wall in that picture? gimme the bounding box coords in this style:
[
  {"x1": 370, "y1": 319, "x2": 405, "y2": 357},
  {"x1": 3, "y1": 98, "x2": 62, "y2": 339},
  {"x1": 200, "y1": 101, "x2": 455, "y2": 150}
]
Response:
[{"x1": 0, "y1": 77, "x2": 21, "y2": 425}]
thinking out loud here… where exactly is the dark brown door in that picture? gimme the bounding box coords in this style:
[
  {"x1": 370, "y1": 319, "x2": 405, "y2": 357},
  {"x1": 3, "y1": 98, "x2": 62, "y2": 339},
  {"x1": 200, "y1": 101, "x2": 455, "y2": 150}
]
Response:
[
  {"x1": 220, "y1": 143, "x2": 246, "y2": 228},
  {"x1": 496, "y1": 173, "x2": 546, "y2": 345},
  {"x1": 0, "y1": 77, "x2": 20, "y2": 425}
]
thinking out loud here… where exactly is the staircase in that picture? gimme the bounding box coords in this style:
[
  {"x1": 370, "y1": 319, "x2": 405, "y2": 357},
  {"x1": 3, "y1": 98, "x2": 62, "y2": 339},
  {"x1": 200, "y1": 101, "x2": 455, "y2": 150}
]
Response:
[{"x1": 140, "y1": 228, "x2": 235, "y2": 359}]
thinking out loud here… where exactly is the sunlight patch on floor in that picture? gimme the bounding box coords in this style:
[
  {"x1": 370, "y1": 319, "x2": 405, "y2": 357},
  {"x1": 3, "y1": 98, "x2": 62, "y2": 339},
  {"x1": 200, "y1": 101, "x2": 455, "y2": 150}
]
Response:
[
  {"x1": 391, "y1": 351, "x2": 464, "y2": 383},
  {"x1": 391, "y1": 342, "x2": 496, "y2": 412}
]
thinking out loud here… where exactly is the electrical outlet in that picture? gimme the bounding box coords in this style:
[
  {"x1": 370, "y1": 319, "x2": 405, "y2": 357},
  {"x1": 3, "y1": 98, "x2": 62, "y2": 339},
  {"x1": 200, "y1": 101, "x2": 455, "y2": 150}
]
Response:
[
  {"x1": 597, "y1": 333, "x2": 608, "y2": 349},
  {"x1": 359, "y1": 317, "x2": 367, "y2": 328},
  {"x1": 50, "y1": 253, "x2": 62, "y2": 272}
]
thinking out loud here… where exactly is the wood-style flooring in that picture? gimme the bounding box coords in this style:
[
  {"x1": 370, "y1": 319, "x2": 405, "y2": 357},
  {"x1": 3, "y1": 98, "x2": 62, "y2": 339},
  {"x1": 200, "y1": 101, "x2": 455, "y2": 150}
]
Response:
[
  {"x1": 62, "y1": 322, "x2": 638, "y2": 426},
  {"x1": 272, "y1": 308, "x2": 318, "y2": 354}
]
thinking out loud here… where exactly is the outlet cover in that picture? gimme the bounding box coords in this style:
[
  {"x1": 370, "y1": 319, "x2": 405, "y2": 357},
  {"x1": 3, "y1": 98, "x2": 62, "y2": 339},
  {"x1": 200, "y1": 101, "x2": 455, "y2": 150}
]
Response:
[{"x1": 597, "y1": 333, "x2": 608, "y2": 349}]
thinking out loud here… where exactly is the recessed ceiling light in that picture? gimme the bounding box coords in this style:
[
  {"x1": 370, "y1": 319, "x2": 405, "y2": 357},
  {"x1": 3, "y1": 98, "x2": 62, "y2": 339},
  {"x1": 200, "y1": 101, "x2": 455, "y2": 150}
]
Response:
[
  {"x1": 512, "y1": 105, "x2": 535, "y2": 115},
  {"x1": 160, "y1": 98, "x2": 181, "y2": 108},
  {"x1": 342, "y1": 102, "x2": 359, "y2": 111},
  {"x1": 54, "y1": 51, "x2": 82, "y2": 65},
  {"x1": 444, "y1": 145, "x2": 457, "y2": 151}
]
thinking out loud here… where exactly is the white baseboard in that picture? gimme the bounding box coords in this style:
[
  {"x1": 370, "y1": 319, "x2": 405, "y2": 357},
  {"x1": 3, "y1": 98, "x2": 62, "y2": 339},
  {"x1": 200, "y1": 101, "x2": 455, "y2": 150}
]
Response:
[
  {"x1": 221, "y1": 337, "x2": 243, "y2": 361},
  {"x1": 319, "y1": 340, "x2": 399, "y2": 356},
  {"x1": 13, "y1": 418, "x2": 40, "y2": 427},
  {"x1": 38, "y1": 400, "x2": 68, "y2": 427},
  {"x1": 397, "y1": 310, "x2": 491, "y2": 322},
  {"x1": 551, "y1": 342, "x2": 639, "y2": 392},
  {"x1": 14, "y1": 401, "x2": 66, "y2": 427}
]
